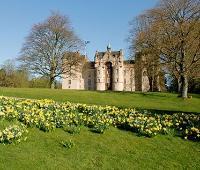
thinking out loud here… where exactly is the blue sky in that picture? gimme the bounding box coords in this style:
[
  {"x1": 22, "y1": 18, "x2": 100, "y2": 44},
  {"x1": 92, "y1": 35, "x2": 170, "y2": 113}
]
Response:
[{"x1": 0, "y1": 0, "x2": 158, "y2": 65}]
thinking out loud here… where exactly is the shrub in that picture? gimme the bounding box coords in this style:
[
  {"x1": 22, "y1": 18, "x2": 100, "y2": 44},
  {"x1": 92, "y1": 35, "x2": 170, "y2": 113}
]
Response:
[{"x1": 61, "y1": 139, "x2": 75, "y2": 149}]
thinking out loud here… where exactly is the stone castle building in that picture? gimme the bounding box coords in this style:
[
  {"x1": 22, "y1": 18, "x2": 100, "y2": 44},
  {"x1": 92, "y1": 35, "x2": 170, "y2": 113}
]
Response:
[{"x1": 62, "y1": 45, "x2": 150, "y2": 91}]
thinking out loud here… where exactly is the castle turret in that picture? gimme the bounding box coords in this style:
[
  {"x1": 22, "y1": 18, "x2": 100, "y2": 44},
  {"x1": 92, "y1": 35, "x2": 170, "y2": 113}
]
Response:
[
  {"x1": 112, "y1": 54, "x2": 124, "y2": 91},
  {"x1": 107, "y1": 43, "x2": 111, "y2": 53},
  {"x1": 95, "y1": 52, "x2": 106, "y2": 90}
]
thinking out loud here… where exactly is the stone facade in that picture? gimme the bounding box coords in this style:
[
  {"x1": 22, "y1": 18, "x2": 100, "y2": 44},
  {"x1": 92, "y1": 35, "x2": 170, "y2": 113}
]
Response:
[{"x1": 62, "y1": 45, "x2": 150, "y2": 92}]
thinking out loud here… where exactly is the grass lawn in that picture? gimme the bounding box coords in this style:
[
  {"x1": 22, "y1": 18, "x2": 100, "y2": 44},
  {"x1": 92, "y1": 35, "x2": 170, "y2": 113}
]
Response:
[
  {"x1": 0, "y1": 87, "x2": 200, "y2": 113},
  {"x1": 0, "y1": 89, "x2": 199, "y2": 169},
  {"x1": 0, "y1": 121, "x2": 200, "y2": 170}
]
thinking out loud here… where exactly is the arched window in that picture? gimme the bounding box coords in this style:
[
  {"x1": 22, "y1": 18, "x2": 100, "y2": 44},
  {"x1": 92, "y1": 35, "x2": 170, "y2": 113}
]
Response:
[{"x1": 105, "y1": 62, "x2": 112, "y2": 90}]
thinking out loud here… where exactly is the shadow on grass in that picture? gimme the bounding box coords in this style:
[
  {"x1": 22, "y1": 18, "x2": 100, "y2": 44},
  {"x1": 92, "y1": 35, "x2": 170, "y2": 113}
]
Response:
[{"x1": 138, "y1": 108, "x2": 199, "y2": 115}]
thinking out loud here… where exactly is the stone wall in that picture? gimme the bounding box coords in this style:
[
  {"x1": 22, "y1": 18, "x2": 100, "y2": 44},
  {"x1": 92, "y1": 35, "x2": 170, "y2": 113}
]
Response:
[
  {"x1": 83, "y1": 69, "x2": 96, "y2": 90},
  {"x1": 123, "y1": 64, "x2": 135, "y2": 91}
]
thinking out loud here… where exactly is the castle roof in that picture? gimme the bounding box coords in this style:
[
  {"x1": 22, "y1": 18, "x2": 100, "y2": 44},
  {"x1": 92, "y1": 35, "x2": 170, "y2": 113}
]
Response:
[{"x1": 96, "y1": 51, "x2": 121, "y2": 59}]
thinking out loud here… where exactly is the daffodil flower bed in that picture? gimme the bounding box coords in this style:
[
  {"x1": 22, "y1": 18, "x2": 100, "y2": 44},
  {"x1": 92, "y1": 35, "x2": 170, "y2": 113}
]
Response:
[
  {"x1": 0, "y1": 96, "x2": 199, "y2": 141},
  {"x1": 0, "y1": 124, "x2": 28, "y2": 144}
]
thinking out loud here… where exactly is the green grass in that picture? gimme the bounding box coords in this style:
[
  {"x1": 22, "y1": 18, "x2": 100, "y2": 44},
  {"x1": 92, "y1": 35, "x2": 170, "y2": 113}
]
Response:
[
  {"x1": 0, "y1": 89, "x2": 199, "y2": 169},
  {"x1": 0, "y1": 124, "x2": 200, "y2": 170},
  {"x1": 0, "y1": 87, "x2": 199, "y2": 113}
]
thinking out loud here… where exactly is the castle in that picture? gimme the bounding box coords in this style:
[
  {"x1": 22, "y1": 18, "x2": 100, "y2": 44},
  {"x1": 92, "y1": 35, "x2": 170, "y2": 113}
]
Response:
[{"x1": 62, "y1": 45, "x2": 150, "y2": 92}]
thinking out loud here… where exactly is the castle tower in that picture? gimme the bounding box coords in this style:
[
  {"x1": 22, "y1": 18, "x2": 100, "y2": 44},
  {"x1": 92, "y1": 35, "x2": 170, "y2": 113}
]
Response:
[
  {"x1": 112, "y1": 49, "x2": 124, "y2": 91},
  {"x1": 95, "y1": 51, "x2": 106, "y2": 90},
  {"x1": 94, "y1": 45, "x2": 124, "y2": 91}
]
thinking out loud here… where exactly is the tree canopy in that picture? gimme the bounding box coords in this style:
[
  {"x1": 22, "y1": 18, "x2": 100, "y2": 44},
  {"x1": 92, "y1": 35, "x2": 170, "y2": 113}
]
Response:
[
  {"x1": 19, "y1": 12, "x2": 84, "y2": 88},
  {"x1": 129, "y1": 0, "x2": 200, "y2": 97}
]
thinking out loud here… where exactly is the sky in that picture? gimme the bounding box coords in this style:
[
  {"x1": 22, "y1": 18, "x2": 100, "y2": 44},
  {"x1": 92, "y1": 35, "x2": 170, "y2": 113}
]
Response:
[{"x1": 0, "y1": 0, "x2": 158, "y2": 65}]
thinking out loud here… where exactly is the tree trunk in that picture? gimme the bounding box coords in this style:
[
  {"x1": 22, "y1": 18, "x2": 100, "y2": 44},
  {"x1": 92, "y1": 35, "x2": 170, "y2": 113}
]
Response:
[
  {"x1": 177, "y1": 77, "x2": 182, "y2": 93},
  {"x1": 154, "y1": 75, "x2": 160, "y2": 92},
  {"x1": 148, "y1": 77, "x2": 153, "y2": 92},
  {"x1": 181, "y1": 74, "x2": 188, "y2": 98},
  {"x1": 50, "y1": 67, "x2": 55, "y2": 89},
  {"x1": 50, "y1": 76, "x2": 55, "y2": 89},
  {"x1": 179, "y1": 44, "x2": 188, "y2": 98},
  {"x1": 50, "y1": 60, "x2": 56, "y2": 89}
]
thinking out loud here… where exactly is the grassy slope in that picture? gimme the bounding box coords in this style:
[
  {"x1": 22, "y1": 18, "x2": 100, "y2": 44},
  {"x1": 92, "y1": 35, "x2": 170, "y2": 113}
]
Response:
[
  {"x1": 0, "y1": 125, "x2": 200, "y2": 170},
  {"x1": 0, "y1": 87, "x2": 199, "y2": 113},
  {"x1": 0, "y1": 89, "x2": 200, "y2": 169}
]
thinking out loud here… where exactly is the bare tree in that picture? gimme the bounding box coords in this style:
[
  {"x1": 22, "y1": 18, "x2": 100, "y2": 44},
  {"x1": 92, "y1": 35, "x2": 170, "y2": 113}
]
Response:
[
  {"x1": 129, "y1": 0, "x2": 200, "y2": 98},
  {"x1": 62, "y1": 51, "x2": 87, "y2": 78},
  {"x1": 19, "y1": 12, "x2": 84, "y2": 89}
]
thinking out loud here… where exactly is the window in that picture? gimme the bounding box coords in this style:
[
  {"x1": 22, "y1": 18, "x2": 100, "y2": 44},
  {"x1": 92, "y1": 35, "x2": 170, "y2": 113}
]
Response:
[
  {"x1": 116, "y1": 78, "x2": 119, "y2": 82},
  {"x1": 98, "y1": 70, "x2": 100, "y2": 75},
  {"x1": 98, "y1": 79, "x2": 100, "y2": 83},
  {"x1": 124, "y1": 79, "x2": 126, "y2": 84},
  {"x1": 116, "y1": 69, "x2": 119, "y2": 74},
  {"x1": 88, "y1": 79, "x2": 91, "y2": 86},
  {"x1": 68, "y1": 80, "x2": 71, "y2": 85}
]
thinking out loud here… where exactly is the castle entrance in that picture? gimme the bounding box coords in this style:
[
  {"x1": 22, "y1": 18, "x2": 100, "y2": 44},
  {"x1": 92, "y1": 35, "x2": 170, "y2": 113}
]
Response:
[{"x1": 105, "y1": 62, "x2": 112, "y2": 90}]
